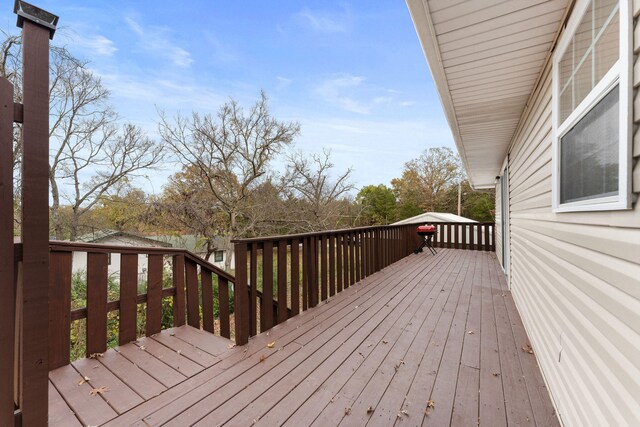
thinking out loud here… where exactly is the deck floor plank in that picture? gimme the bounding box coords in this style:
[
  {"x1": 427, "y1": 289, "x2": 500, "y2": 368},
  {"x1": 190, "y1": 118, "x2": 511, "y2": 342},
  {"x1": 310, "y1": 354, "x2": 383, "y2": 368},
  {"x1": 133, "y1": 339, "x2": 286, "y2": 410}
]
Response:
[
  {"x1": 97, "y1": 349, "x2": 166, "y2": 400},
  {"x1": 134, "y1": 336, "x2": 204, "y2": 377},
  {"x1": 48, "y1": 250, "x2": 558, "y2": 427},
  {"x1": 48, "y1": 380, "x2": 82, "y2": 427},
  {"x1": 278, "y1": 250, "x2": 460, "y2": 427},
  {"x1": 72, "y1": 356, "x2": 144, "y2": 414}
]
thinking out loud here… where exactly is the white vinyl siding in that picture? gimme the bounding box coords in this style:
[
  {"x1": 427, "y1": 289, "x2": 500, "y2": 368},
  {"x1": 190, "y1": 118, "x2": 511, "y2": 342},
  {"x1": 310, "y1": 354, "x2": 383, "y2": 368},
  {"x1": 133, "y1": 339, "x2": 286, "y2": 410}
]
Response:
[{"x1": 502, "y1": 8, "x2": 640, "y2": 423}]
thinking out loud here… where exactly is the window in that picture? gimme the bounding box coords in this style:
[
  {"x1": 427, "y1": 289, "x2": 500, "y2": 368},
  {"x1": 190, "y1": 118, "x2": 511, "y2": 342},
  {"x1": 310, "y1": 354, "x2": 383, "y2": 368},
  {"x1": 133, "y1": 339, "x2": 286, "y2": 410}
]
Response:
[
  {"x1": 552, "y1": 0, "x2": 631, "y2": 211},
  {"x1": 214, "y1": 250, "x2": 224, "y2": 262}
]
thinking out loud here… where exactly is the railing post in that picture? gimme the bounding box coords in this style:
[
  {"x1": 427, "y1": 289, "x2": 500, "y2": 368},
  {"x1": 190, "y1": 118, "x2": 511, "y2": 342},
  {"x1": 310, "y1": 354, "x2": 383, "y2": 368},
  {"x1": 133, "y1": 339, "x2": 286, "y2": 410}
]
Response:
[
  {"x1": 234, "y1": 242, "x2": 250, "y2": 345},
  {"x1": 0, "y1": 75, "x2": 15, "y2": 427},
  {"x1": 18, "y1": 5, "x2": 59, "y2": 423}
]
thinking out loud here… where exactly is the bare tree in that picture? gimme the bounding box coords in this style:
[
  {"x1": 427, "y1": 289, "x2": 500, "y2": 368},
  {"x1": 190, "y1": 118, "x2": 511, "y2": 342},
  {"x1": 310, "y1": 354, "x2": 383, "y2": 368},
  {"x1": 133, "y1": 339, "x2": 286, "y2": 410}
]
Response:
[
  {"x1": 158, "y1": 92, "x2": 300, "y2": 269},
  {"x1": 283, "y1": 149, "x2": 354, "y2": 232},
  {"x1": 1, "y1": 32, "x2": 164, "y2": 239}
]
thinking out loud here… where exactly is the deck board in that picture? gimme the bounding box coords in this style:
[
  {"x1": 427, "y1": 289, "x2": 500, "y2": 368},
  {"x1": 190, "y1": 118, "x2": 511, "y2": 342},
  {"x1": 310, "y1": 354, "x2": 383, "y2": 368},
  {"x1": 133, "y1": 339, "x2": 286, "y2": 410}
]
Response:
[{"x1": 48, "y1": 249, "x2": 559, "y2": 427}]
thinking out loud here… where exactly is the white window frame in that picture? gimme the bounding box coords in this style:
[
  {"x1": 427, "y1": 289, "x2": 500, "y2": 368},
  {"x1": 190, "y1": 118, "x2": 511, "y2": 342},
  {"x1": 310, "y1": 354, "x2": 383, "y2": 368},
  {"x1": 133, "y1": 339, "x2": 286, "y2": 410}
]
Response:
[{"x1": 552, "y1": 0, "x2": 632, "y2": 212}]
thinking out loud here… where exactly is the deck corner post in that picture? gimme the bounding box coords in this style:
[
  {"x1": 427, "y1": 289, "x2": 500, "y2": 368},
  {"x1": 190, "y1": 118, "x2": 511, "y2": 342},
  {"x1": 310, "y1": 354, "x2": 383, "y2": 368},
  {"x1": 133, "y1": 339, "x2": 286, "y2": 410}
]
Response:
[
  {"x1": 17, "y1": 2, "x2": 59, "y2": 424},
  {"x1": 234, "y1": 242, "x2": 249, "y2": 345}
]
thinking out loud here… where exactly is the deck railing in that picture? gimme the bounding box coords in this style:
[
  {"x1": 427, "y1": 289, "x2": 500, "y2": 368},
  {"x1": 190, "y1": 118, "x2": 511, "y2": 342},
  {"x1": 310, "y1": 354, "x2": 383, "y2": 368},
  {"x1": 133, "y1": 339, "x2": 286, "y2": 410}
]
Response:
[
  {"x1": 232, "y1": 221, "x2": 495, "y2": 344},
  {"x1": 8, "y1": 241, "x2": 234, "y2": 423},
  {"x1": 233, "y1": 224, "x2": 400, "y2": 345}
]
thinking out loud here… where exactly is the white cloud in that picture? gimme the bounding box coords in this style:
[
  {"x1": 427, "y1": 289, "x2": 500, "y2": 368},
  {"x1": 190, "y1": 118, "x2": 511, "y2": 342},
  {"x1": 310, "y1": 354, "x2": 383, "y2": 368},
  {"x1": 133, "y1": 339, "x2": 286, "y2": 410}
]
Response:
[
  {"x1": 276, "y1": 76, "x2": 293, "y2": 90},
  {"x1": 124, "y1": 16, "x2": 194, "y2": 68},
  {"x1": 296, "y1": 7, "x2": 351, "y2": 33},
  {"x1": 74, "y1": 34, "x2": 117, "y2": 56},
  {"x1": 314, "y1": 74, "x2": 396, "y2": 114}
]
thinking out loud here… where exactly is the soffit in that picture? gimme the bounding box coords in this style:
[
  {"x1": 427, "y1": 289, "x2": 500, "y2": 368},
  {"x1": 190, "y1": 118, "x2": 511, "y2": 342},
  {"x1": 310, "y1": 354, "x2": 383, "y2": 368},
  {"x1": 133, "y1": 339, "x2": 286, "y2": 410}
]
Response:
[{"x1": 407, "y1": 0, "x2": 570, "y2": 188}]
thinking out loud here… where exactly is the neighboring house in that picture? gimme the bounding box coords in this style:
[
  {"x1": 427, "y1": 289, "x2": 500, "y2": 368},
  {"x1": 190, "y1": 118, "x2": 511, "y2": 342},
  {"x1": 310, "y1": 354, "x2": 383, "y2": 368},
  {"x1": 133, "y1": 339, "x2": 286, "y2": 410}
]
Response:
[
  {"x1": 392, "y1": 211, "x2": 476, "y2": 225},
  {"x1": 73, "y1": 230, "x2": 172, "y2": 281},
  {"x1": 154, "y1": 234, "x2": 235, "y2": 270},
  {"x1": 408, "y1": 1, "x2": 640, "y2": 426}
]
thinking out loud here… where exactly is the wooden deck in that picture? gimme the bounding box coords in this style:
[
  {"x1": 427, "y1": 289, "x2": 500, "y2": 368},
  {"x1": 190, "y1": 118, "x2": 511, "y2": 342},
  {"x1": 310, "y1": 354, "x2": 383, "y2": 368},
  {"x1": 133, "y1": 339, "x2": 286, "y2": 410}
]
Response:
[{"x1": 48, "y1": 249, "x2": 559, "y2": 426}]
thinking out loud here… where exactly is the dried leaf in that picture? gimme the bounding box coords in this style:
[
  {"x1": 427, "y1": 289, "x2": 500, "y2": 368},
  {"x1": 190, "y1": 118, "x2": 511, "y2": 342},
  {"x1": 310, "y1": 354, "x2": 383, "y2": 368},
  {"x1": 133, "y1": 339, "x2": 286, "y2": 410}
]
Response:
[
  {"x1": 467, "y1": 330, "x2": 474, "y2": 335},
  {"x1": 176, "y1": 350, "x2": 182, "y2": 355},
  {"x1": 382, "y1": 340, "x2": 389, "y2": 344},
  {"x1": 492, "y1": 372, "x2": 500, "y2": 377},
  {"x1": 77, "y1": 376, "x2": 90, "y2": 385},
  {"x1": 227, "y1": 343, "x2": 236, "y2": 349},
  {"x1": 345, "y1": 407, "x2": 351, "y2": 415},
  {"x1": 88, "y1": 353, "x2": 103, "y2": 359},
  {"x1": 89, "y1": 386, "x2": 109, "y2": 396},
  {"x1": 427, "y1": 399, "x2": 435, "y2": 409},
  {"x1": 522, "y1": 344, "x2": 533, "y2": 354},
  {"x1": 367, "y1": 406, "x2": 374, "y2": 414},
  {"x1": 169, "y1": 332, "x2": 176, "y2": 336},
  {"x1": 267, "y1": 341, "x2": 276, "y2": 348},
  {"x1": 259, "y1": 355, "x2": 266, "y2": 362}
]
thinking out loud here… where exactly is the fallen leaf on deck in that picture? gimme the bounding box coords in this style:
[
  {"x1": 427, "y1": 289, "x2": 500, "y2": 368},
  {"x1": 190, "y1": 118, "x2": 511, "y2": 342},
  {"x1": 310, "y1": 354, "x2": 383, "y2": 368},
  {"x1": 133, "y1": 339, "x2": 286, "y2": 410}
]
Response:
[
  {"x1": 522, "y1": 344, "x2": 533, "y2": 354},
  {"x1": 367, "y1": 406, "x2": 374, "y2": 414},
  {"x1": 227, "y1": 343, "x2": 236, "y2": 349},
  {"x1": 467, "y1": 330, "x2": 474, "y2": 334},
  {"x1": 89, "y1": 386, "x2": 109, "y2": 396},
  {"x1": 427, "y1": 399, "x2": 435, "y2": 409},
  {"x1": 88, "y1": 353, "x2": 103, "y2": 359},
  {"x1": 77, "y1": 376, "x2": 90, "y2": 385},
  {"x1": 267, "y1": 341, "x2": 276, "y2": 348},
  {"x1": 382, "y1": 340, "x2": 389, "y2": 344},
  {"x1": 176, "y1": 350, "x2": 182, "y2": 355},
  {"x1": 139, "y1": 346, "x2": 146, "y2": 351},
  {"x1": 492, "y1": 372, "x2": 500, "y2": 377},
  {"x1": 259, "y1": 355, "x2": 266, "y2": 362},
  {"x1": 345, "y1": 407, "x2": 351, "y2": 415},
  {"x1": 169, "y1": 332, "x2": 175, "y2": 336}
]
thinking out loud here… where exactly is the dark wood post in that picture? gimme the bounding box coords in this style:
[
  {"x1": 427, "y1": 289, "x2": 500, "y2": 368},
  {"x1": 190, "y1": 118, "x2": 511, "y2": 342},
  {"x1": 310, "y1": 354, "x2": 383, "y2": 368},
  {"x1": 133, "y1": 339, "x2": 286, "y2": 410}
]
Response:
[
  {"x1": 17, "y1": 3, "x2": 58, "y2": 424},
  {"x1": 0, "y1": 75, "x2": 16, "y2": 427},
  {"x1": 234, "y1": 242, "x2": 249, "y2": 345}
]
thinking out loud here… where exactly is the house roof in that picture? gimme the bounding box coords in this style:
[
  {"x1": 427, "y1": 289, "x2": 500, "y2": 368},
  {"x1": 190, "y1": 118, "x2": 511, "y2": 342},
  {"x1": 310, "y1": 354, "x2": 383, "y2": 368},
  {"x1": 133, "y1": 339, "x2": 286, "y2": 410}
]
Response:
[
  {"x1": 77, "y1": 230, "x2": 173, "y2": 247},
  {"x1": 406, "y1": 0, "x2": 571, "y2": 188},
  {"x1": 392, "y1": 211, "x2": 476, "y2": 225}
]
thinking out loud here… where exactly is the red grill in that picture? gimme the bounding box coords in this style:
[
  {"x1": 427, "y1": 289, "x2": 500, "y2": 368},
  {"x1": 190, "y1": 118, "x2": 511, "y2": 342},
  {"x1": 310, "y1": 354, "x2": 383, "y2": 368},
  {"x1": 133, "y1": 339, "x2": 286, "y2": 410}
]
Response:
[{"x1": 415, "y1": 225, "x2": 437, "y2": 255}]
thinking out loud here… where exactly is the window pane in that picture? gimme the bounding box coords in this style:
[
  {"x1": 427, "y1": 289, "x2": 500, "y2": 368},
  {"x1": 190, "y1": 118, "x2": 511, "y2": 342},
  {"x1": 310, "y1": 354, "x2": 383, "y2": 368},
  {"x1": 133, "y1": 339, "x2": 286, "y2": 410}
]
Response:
[
  {"x1": 560, "y1": 86, "x2": 573, "y2": 123},
  {"x1": 560, "y1": 85, "x2": 619, "y2": 204},
  {"x1": 573, "y1": 3, "x2": 593, "y2": 68},
  {"x1": 594, "y1": 9, "x2": 619, "y2": 82},
  {"x1": 594, "y1": 0, "x2": 618, "y2": 34},
  {"x1": 574, "y1": 51, "x2": 593, "y2": 108}
]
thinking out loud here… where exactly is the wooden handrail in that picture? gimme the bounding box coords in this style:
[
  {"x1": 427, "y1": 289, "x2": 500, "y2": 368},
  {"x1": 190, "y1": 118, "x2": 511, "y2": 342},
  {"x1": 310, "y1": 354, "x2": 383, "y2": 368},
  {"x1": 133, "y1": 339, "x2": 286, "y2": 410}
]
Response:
[{"x1": 13, "y1": 241, "x2": 236, "y2": 374}]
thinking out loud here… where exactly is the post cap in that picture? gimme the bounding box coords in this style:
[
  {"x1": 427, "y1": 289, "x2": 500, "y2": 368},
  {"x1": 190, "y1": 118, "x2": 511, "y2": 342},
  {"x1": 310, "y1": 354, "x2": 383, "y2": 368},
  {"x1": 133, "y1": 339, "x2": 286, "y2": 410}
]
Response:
[{"x1": 14, "y1": 0, "x2": 59, "y2": 39}]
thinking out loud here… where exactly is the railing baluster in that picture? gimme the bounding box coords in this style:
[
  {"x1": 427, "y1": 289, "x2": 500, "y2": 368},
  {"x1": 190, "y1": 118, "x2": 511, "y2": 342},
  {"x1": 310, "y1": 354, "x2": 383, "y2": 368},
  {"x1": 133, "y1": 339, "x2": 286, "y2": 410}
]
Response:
[
  {"x1": 291, "y1": 238, "x2": 300, "y2": 316},
  {"x1": 201, "y1": 268, "x2": 214, "y2": 333},
  {"x1": 355, "y1": 230, "x2": 361, "y2": 282},
  {"x1": 476, "y1": 224, "x2": 482, "y2": 251},
  {"x1": 277, "y1": 240, "x2": 288, "y2": 324},
  {"x1": 86, "y1": 252, "x2": 108, "y2": 357},
  {"x1": 262, "y1": 241, "x2": 274, "y2": 331},
  {"x1": 219, "y1": 277, "x2": 230, "y2": 339},
  {"x1": 310, "y1": 236, "x2": 318, "y2": 307},
  {"x1": 250, "y1": 243, "x2": 258, "y2": 336},
  {"x1": 146, "y1": 254, "x2": 163, "y2": 336},
  {"x1": 329, "y1": 235, "x2": 336, "y2": 297},
  {"x1": 185, "y1": 259, "x2": 200, "y2": 328},
  {"x1": 172, "y1": 254, "x2": 185, "y2": 327},
  {"x1": 302, "y1": 238, "x2": 309, "y2": 311},
  {"x1": 336, "y1": 234, "x2": 343, "y2": 293},
  {"x1": 234, "y1": 242, "x2": 249, "y2": 345},
  {"x1": 120, "y1": 254, "x2": 139, "y2": 344},
  {"x1": 48, "y1": 251, "x2": 72, "y2": 369},
  {"x1": 349, "y1": 231, "x2": 356, "y2": 286},
  {"x1": 320, "y1": 235, "x2": 328, "y2": 302}
]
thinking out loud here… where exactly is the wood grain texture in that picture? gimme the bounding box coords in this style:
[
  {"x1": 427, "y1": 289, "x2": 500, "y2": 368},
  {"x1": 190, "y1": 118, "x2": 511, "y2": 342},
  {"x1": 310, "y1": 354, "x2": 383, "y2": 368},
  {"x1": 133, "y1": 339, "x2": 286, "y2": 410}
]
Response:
[
  {"x1": 20, "y1": 20, "x2": 51, "y2": 426},
  {"x1": 200, "y1": 268, "x2": 214, "y2": 333},
  {"x1": 172, "y1": 254, "x2": 186, "y2": 327},
  {"x1": 86, "y1": 252, "x2": 108, "y2": 356},
  {"x1": 119, "y1": 254, "x2": 138, "y2": 345},
  {"x1": 48, "y1": 251, "x2": 72, "y2": 369},
  {"x1": 146, "y1": 254, "x2": 164, "y2": 336},
  {"x1": 0, "y1": 77, "x2": 15, "y2": 427},
  {"x1": 185, "y1": 259, "x2": 199, "y2": 328}
]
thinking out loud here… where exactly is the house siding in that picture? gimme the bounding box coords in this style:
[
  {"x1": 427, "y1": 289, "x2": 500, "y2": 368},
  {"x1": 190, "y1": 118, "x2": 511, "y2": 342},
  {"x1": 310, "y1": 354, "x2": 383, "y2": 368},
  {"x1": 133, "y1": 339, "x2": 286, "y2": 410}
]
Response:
[{"x1": 501, "y1": 5, "x2": 640, "y2": 425}]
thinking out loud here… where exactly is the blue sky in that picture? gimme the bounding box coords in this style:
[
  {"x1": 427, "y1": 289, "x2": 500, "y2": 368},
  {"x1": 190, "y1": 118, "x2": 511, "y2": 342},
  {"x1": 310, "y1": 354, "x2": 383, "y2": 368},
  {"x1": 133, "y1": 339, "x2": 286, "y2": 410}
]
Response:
[{"x1": 2, "y1": 1, "x2": 454, "y2": 194}]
